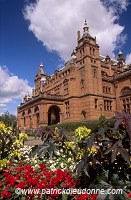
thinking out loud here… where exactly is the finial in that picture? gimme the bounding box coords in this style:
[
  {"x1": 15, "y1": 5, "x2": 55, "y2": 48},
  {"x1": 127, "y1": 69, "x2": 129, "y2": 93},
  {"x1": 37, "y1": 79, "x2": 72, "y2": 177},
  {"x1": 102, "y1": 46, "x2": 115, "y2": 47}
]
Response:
[
  {"x1": 83, "y1": 19, "x2": 89, "y2": 33},
  {"x1": 84, "y1": 19, "x2": 87, "y2": 25},
  {"x1": 40, "y1": 61, "x2": 43, "y2": 66},
  {"x1": 118, "y1": 50, "x2": 123, "y2": 55}
]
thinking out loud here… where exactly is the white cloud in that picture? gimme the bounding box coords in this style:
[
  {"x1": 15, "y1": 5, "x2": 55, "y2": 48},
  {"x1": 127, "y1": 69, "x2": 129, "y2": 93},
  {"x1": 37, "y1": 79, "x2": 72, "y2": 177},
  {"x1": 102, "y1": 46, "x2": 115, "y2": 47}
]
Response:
[
  {"x1": 101, "y1": 0, "x2": 128, "y2": 13},
  {"x1": 0, "y1": 66, "x2": 32, "y2": 114},
  {"x1": 126, "y1": 53, "x2": 131, "y2": 65},
  {"x1": 24, "y1": 0, "x2": 129, "y2": 60}
]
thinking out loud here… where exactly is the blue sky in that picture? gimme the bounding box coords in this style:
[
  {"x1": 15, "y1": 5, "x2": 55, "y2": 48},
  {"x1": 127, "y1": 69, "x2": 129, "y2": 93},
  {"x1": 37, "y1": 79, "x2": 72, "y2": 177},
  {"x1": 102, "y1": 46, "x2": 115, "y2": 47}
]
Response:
[{"x1": 0, "y1": 0, "x2": 131, "y2": 115}]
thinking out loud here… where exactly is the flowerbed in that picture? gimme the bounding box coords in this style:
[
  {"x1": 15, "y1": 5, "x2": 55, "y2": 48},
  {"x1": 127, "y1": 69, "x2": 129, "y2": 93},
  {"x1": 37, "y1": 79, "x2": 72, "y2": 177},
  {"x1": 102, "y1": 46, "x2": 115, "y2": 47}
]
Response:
[
  {"x1": 0, "y1": 112, "x2": 131, "y2": 200},
  {"x1": 0, "y1": 162, "x2": 99, "y2": 200}
]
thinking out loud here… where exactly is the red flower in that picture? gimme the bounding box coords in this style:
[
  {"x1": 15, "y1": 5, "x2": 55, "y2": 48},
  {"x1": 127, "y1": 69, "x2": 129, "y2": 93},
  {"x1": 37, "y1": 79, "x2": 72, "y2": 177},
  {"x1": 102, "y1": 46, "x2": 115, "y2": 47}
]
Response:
[
  {"x1": 75, "y1": 193, "x2": 89, "y2": 200},
  {"x1": 31, "y1": 178, "x2": 39, "y2": 185},
  {"x1": 127, "y1": 192, "x2": 131, "y2": 198},
  {"x1": 39, "y1": 163, "x2": 46, "y2": 170},
  {"x1": 0, "y1": 182, "x2": 2, "y2": 187},
  {"x1": 38, "y1": 180, "x2": 46, "y2": 188},
  {"x1": 1, "y1": 189, "x2": 11, "y2": 198},
  {"x1": 16, "y1": 166, "x2": 24, "y2": 172},
  {"x1": 5, "y1": 174, "x2": 13, "y2": 183},
  {"x1": 90, "y1": 194, "x2": 99, "y2": 200},
  {"x1": 0, "y1": 161, "x2": 78, "y2": 199},
  {"x1": 16, "y1": 181, "x2": 26, "y2": 189}
]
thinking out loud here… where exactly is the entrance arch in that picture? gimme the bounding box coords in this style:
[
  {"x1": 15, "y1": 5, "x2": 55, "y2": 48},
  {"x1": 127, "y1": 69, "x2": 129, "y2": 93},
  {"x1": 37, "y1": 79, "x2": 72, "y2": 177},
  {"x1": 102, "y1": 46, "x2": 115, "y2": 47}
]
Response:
[{"x1": 48, "y1": 105, "x2": 60, "y2": 125}]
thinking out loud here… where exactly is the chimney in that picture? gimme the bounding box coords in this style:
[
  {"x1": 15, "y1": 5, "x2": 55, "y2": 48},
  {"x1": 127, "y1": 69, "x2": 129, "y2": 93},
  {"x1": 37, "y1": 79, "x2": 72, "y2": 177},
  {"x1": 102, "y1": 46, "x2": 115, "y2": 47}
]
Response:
[{"x1": 77, "y1": 31, "x2": 80, "y2": 41}]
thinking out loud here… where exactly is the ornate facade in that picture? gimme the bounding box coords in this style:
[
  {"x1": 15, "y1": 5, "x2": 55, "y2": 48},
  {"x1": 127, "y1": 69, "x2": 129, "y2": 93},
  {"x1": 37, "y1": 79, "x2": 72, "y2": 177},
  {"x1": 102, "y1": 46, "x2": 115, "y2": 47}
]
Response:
[{"x1": 17, "y1": 21, "x2": 131, "y2": 131}]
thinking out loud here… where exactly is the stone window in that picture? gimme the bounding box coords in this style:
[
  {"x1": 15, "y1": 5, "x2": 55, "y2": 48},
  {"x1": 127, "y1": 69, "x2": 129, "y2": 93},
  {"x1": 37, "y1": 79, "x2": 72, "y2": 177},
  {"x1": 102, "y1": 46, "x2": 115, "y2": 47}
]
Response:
[
  {"x1": 65, "y1": 101, "x2": 70, "y2": 118},
  {"x1": 101, "y1": 71, "x2": 107, "y2": 77},
  {"x1": 80, "y1": 50, "x2": 82, "y2": 57},
  {"x1": 93, "y1": 68, "x2": 98, "y2": 78},
  {"x1": 54, "y1": 86, "x2": 60, "y2": 95},
  {"x1": 93, "y1": 48, "x2": 95, "y2": 56},
  {"x1": 80, "y1": 79, "x2": 84, "y2": 89},
  {"x1": 121, "y1": 86, "x2": 131, "y2": 96},
  {"x1": 122, "y1": 98, "x2": 131, "y2": 113},
  {"x1": 104, "y1": 100, "x2": 112, "y2": 111},
  {"x1": 22, "y1": 111, "x2": 26, "y2": 126},
  {"x1": 81, "y1": 110, "x2": 86, "y2": 119},
  {"x1": 28, "y1": 109, "x2": 32, "y2": 128},
  {"x1": 121, "y1": 87, "x2": 131, "y2": 113},
  {"x1": 64, "y1": 82, "x2": 69, "y2": 95},
  {"x1": 90, "y1": 47, "x2": 92, "y2": 55},
  {"x1": 95, "y1": 98, "x2": 98, "y2": 109},
  {"x1": 34, "y1": 106, "x2": 40, "y2": 125},
  {"x1": 103, "y1": 86, "x2": 111, "y2": 94}
]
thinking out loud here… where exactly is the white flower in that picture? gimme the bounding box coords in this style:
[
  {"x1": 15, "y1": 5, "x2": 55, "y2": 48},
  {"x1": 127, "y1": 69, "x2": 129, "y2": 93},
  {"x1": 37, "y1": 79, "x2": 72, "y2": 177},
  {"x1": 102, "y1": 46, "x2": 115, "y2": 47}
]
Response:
[
  {"x1": 50, "y1": 164, "x2": 56, "y2": 171},
  {"x1": 60, "y1": 162, "x2": 67, "y2": 169},
  {"x1": 69, "y1": 165, "x2": 75, "y2": 170},
  {"x1": 55, "y1": 150, "x2": 60, "y2": 156},
  {"x1": 49, "y1": 160, "x2": 53, "y2": 164},
  {"x1": 60, "y1": 149, "x2": 63, "y2": 153},
  {"x1": 68, "y1": 158, "x2": 72, "y2": 162}
]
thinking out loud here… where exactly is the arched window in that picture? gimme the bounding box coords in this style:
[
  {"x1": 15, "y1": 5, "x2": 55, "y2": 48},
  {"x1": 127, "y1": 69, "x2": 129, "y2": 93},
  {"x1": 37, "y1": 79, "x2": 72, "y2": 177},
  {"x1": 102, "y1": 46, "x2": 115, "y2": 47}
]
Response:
[
  {"x1": 34, "y1": 106, "x2": 40, "y2": 125},
  {"x1": 121, "y1": 86, "x2": 131, "y2": 113},
  {"x1": 28, "y1": 109, "x2": 32, "y2": 128},
  {"x1": 80, "y1": 50, "x2": 82, "y2": 57},
  {"x1": 80, "y1": 79, "x2": 84, "y2": 89},
  {"x1": 81, "y1": 110, "x2": 86, "y2": 119},
  {"x1": 22, "y1": 111, "x2": 26, "y2": 126},
  {"x1": 90, "y1": 47, "x2": 92, "y2": 55},
  {"x1": 93, "y1": 48, "x2": 95, "y2": 56}
]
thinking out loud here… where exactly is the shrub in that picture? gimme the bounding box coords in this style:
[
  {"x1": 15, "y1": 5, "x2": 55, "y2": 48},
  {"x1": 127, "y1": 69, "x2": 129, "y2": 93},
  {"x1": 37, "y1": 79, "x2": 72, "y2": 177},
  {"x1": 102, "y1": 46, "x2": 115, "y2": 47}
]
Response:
[
  {"x1": 0, "y1": 122, "x2": 28, "y2": 170},
  {"x1": 32, "y1": 112, "x2": 131, "y2": 200}
]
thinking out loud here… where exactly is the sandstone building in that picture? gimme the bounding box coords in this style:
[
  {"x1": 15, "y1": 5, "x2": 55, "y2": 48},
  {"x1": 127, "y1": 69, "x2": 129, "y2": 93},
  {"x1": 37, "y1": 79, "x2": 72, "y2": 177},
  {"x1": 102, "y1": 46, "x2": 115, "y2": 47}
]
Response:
[{"x1": 17, "y1": 21, "x2": 131, "y2": 131}]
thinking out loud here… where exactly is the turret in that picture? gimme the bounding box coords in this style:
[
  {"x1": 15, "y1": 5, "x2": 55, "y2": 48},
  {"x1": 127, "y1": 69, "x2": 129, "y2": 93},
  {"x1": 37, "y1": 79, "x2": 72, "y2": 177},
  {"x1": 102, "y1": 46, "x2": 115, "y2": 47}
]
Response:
[{"x1": 117, "y1": 51, "x2": 125, "y2": 71}]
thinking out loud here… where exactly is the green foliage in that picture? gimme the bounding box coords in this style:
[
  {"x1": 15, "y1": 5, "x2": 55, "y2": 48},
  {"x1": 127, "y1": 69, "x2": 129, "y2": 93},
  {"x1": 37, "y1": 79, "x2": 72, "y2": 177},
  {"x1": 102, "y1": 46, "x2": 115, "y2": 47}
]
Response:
[
  {"x1": 31, "y1": 112, "x2": 131, "y2": 199},
  {"x1": 45, "y1": 120, "x2": 100, "y2": 132},
  {"x1": 99, "y1": 114, "x2": 106, "y2": 123},
  {"x1": 0, "y1": 111, "x2": 17, "y2": 128},
  {"x1": 0, "y1": 122, "x2": 28, "y2": 170},
  {"x1": 73, "y1": 112, "x2": 131, "y2": 199}
]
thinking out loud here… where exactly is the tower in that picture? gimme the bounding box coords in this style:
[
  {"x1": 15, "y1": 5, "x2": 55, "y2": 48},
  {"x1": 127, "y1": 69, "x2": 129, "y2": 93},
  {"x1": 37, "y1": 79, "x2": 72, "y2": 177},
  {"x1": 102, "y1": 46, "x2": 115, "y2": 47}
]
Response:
[
  {"x1": 75, "y1": 20, "x2": 102, "y2": 95},
  {"x1": 33, "y1": 63, "x2": 47, "y2": 97},
  {"x1": 117, "y1": 51, "x2": 125, "y2": 72}
]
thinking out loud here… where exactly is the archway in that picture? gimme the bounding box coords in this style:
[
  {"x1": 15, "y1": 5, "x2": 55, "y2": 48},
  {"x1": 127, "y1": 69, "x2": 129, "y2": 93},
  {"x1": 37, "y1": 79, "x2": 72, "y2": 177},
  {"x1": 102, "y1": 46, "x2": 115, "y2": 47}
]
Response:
[{"x1": 48, "y1": 105, "x2": 60, "y2": 125}]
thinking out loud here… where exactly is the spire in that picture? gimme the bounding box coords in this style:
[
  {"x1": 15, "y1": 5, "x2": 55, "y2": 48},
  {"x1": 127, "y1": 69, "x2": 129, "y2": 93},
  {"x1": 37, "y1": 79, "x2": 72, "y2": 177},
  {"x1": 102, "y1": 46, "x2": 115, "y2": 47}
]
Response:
[
  {"x1": 40, "y1": 61, "x2": 43, "y2": 66},
  {"x1": 38, "y1": 62, "x2": 44, "y2": 74},
  {"x1": 118, "y1": 50, "x2": 123, "y2": 56},
  {"x1": 83, "y1": 19, "x2": 89, "y2": 33},
  {"x1": 117, "y1": 51, "x2": 125, "y2": 69},
  {"x1": 117, "y1": 51, "x2": 124, "y2": 61}
]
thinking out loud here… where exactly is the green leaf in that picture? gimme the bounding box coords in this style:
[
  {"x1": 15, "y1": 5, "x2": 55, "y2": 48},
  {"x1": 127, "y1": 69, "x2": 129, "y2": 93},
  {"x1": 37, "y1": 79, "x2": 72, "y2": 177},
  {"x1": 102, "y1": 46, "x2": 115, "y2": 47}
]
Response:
[
  {"x1": 96, "y1": 193, "x2": 108, "y2": 200},
  {"x1": 97, "y1": 194, "x2": 115, "y2": 200},
  {"x1": 119, "y1": 147, "x2": 131, "y2": 165},
  {"x1": 108, "y1": 194, "x2": 115, "y2": 200},
  {"x1": 111, "y1": 147, "x2": 118, "y2": 163},
  {"x1": 117, "y1": 191, "x2": 129, "y2": 200},
  {"x1": 104, "y1": 142, "x2": 117, "y2": 155},
  {"x1": 73, "y1": 144, "x2": 78, "y2": 154},
  {"x1": 83, "y1": 166, "x2": 90, "y2": 177},
  {"x1": 97, "y1": 127, "x2": 105, "y2": 136},
  {"x1": 62, "y1": 193, "x2": 68, "y2": 200},
  {"x1": 85, "y1": 133, "x2": 95, "y2": 149}
]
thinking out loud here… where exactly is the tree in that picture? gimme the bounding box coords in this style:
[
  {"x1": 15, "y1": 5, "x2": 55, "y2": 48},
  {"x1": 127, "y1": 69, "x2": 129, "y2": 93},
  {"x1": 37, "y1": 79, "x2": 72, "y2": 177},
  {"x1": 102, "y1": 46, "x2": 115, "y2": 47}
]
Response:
[{"x1": 0, "y1": 112, "x2": 17, "y2": 128}]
